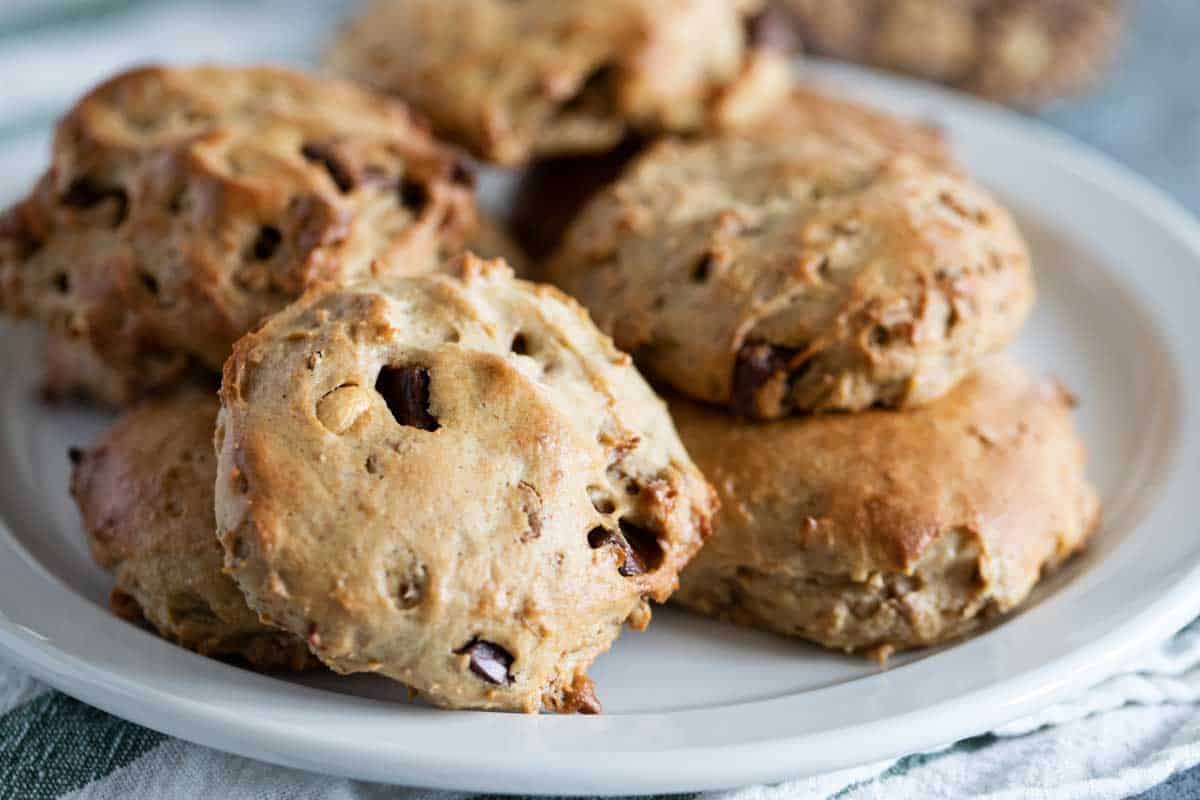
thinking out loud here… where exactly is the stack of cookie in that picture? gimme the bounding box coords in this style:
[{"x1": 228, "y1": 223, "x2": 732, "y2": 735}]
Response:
[{"x1": 0, "y1": 0, "x2": 1099, "y2": 714}]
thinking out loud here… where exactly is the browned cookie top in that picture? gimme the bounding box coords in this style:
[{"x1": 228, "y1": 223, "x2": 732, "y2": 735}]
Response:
[
  {"x1": 782, "y1": 0, "x2": 1124, "y2": 106},
  {"x1": 546, "y1": 88, "x2": 1031, "y2": 418},
  {"x1": 1, "y1": 65, "x2": 476, "y2": 403},
  {"x1": 327, "y1": 0, "x2": 793, "y2": 165}
]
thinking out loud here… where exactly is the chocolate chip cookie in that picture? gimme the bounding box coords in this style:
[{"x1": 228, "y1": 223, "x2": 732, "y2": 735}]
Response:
[
  {"x1": 545, "y1": 88, "x2": 1031, "y2": 417},
  {"x1": 781, "y1": 0, "x2": 1124, "y2": 106},
  {"x1": 214, "y1": 256, "x2": 716, "y2": 712},
  {"x1": 1, "y1": 65, "x2": 476, "y2": 406},
  {"x1": 326, "y1": 0, "x2": 793, "y2": 165},
  {"x1": 70, "y1": 390, "x2": 314, "y2": 671},
  {"x1": 671, "y1": 357, "x2": 1099, "y2": 657}
]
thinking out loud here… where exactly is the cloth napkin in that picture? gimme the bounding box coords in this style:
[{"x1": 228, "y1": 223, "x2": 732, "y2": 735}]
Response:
[{"x1": 2, "y1": 2, "x2": 1200, "y2": 799}]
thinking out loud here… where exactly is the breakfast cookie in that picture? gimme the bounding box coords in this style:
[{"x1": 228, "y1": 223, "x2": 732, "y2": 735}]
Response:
[
  {"x1": 70, "y1": 390, "x2": 314, "y2": 671},
  {"x1": 214, "y1": 256, "x2": 716, "y2": 713},
  {"x1": 671, "y1": 357, "x2": 1099, "y2": 657},
  {"x1": 781, "y1": 0, "x2": 1124, "y2": 106},
  {"x1": 545, "y1": 89, "x2": 1031, "y2": 417},
  {"x1": 1, "y1": 64, "x2": 476, "y2": 406},
  {"x1": 326, "y1": 0, "x2": 793, "y2": 165}
]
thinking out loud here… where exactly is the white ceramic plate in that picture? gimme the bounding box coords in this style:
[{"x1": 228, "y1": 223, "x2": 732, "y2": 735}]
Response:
[{"x1": 1, "y1": 63, "x2": 1199, "y2": 795}]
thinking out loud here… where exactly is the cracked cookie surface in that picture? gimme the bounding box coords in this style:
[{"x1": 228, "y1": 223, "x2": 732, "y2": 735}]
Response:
[
  {"x1": 214, "y1": 256, "x2": 715, "y2": 712},
  {"x1": 545, "y1": 88, "x2": 1031, "y2": 417},
  {"x1": 671, "y1": 357, "x2": 1099, "y2": 656},
  {"x1": 70, "y1": 390, "x2": 314, "y2": 671},
  {"x1": 327, "y1": 0, "x2": 790, "y2": 165},
  {"x1": 1, "y1": 65, "x2": 476, "y2": 406}
]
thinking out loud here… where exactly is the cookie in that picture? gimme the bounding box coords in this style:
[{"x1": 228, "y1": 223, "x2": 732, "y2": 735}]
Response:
[
  {"x1": 70, "y1": 390, "x2": 314, "y2": 671},
  {"x1": 326, "y1": 0, "x2": 794, "y2": 165},
  {"x1": 214, "y1": 256, "x2": 716, "y2": 713},
  {"x1": 671, "y1": 357, "x2": 1099, "y2": 657},
  {"x1": 1, "y1": 65, "x2": 476, "y2": 406},
  {"x1": 781, "y1": 0, "x2": 1124, "y2": 106},
  {"x1": 545, "y1": 88, "x2": 1031, "y2": 417}
]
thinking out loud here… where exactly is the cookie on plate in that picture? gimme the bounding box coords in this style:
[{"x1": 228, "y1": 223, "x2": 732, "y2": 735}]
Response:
[
  {"x1": 671, "y1": 357, "x2": 1099, "y2": 658},
  {"x1": 326, "y1": 0, "x2": 793, "y2": 165},
  {"x1": 70, "y1": 390, "x2": 314, "y2": 671},
  {"x1": 545, "y1": 88, "x2": 1031, "y2": 417},
  {"x1": 0, "y1": 65, "x2": 476, "y2": 406},
  {"x1": 214, "y1": 256, "x2": 716, "y2": 713},
  {"x1": 781, "y1": 0, "x2": 1124, "y2": 106}
]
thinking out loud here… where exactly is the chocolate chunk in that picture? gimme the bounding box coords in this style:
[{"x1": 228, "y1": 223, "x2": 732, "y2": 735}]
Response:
[
  {"x1": 251, "y1": 226, "x2": 282, "y2": 260},
  {"x1": 67, "y1": 447, "x2": 84, "y2": 465},
  {"x1": 301, "y1": 142, "x2": 357, "y2": 193},
  {"x1": 731, "y1": 342, "x2": 800, "y2": 418},
  {"x1": 61, "y1": 177, "x2": 128, "y2": 225},
  {"x1": 588, "y1": 523, "x2": 662, "y2": 577},
  {"x1": 745, "y1": 7, "x2": 800, "y2": 53},
  {"x1": 457, "y1": 639, "x2": 513, "y2": 685},
  {"x1": 398, "y1": 177, "x2": 430, "y2": 214},
  {"x1": 375, "y1": 365, "x2": 440, "y2": 431},
  {"x1": 449, "y1": 160, "x2": 476, "y2": 188},
  {"x1": 691, "y1": 253, "x2": 715, "y2": 283}
]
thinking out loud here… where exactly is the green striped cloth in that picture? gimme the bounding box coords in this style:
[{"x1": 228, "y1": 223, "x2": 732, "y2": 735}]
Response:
[{"x1": 4, "y1": 2, "x2": 1200, "y2": 798}]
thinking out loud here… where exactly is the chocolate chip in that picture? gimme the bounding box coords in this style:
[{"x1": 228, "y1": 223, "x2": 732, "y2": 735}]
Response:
[
  {"x1": 375, "y1": 365, "x2": 439, "y2": 431},
  {"x1": 588, "y1": 523, "x2": 661, "y2": 577},
  {"x1": 510, "y1": 332, "x2": 529, "y2": 355},
  {"x1": 139, "y1": 270, "x2": 159, "y2": 295},
  {"x1": 301, "y1": 142, "x2": 357, "y2": 193},
  {"x1": 449, "y1": 160, "x2": 476, "y2": 188},
  {"x1": 251, "y1": 226, "x2": 282, "y2": 261},
  {"x1": 61, "y1": 178, "x2": 128, "y2": 226},
  {"x1": 744, "y1": 6, "x2": 800, "y2": 53},
  {"x1": 52, "y1": 273, "x2": 70, "y2": 293},
  {"x1": 399, "y1": 177, "x2": 430, "y2": 214},
  {"x1": 691, "y1": 253, "x2": 715, "y2": 283},
  {"x1": 67, "y1": 447, "x2": 83, "y2": 465},
  {"x1": 618, "y1": 520, "x2": 664, "y2": 575},
  {"x1": 731, "y1": 342, "x2": 800, "y2": 417},
  {"x1": 456, "y1": 639, "x2": 513, "y2": 685}
]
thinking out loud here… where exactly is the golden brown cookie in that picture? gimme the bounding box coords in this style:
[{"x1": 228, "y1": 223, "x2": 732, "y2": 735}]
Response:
[
  {"x1": 671, "y1": 357, "x2": 1099, "y2": 657},
  {"x1": 70, "y1": 390, "x2": 314, "y2": 671},
  {"x1": 326, "y1": 0, "x2": 794, "y2": 165},
  {"x1": 545, "y1": 88, "x2": 1030, "y2": 418},
  {"x1": 781, "y1": 0, "x2": 1124, "y2": 106},
  {"x1": 1, "y1": 65, "x2": 476, "y2": 406},
  {"x1": 214, "y1": 256, "x2": 716, "y2": 713}
]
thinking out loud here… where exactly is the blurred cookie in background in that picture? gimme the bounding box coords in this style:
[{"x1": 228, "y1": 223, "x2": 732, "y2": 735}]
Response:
[
  {"x1": 779, "y1": 0, "x2": 1125, "y2": 107},
  {"x1": 327, "y1": 0, "x2": 794, "y2": 166}
]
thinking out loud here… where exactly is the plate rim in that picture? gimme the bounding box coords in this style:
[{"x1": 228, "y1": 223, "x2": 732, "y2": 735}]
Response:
[{"x1": 2, "y1": 61, "x2": 1200, "y2": 795}]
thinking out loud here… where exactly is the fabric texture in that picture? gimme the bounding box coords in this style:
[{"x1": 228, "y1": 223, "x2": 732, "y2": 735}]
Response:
[{"x1": 1, "y1": 1, "x2": 1199, "y2": 798}]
